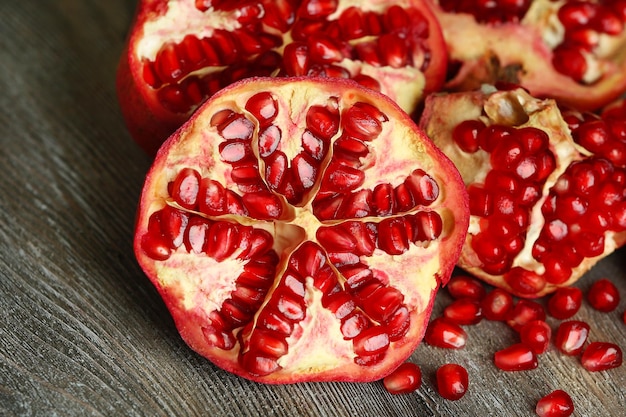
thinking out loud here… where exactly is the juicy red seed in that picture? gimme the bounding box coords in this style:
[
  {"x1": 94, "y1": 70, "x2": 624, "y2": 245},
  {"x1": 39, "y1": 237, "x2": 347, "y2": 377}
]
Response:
[
  {"x1": 443, "y1": 298, "x2": 483, "y2": 325},
  {"x1": 361, "y1": 286, "x2": 404, "y2": 322},
  {"x1": 161, "y1": 206, "x2": 189, "y2": 249},
  {"x1": 581, "y1": 342, "x2": 623, "y2": 372},
  {"x1": 306, "y1": 103, "x2": 339, "y2": 140},
  {"x1": 298, "y1": 0, "x2": 338, "y2": 18},
  {"x1": 436, "y1": 364, "x2": 469, "y2": 401},
  {"x1": 536, "y1": 390, "x2": 575, "y2": 417},
  {"x1": 554, "y1": 320, "x2": 590, "y2": 355},
  {"x1": 405, "y1": 169, "x2": 440, "y2": 206},
  {"x1": 240, "y1": 353, "x2": 281, "y2": 377},
  {"x1": 383, "y1": 362, "x2": 422, "y2": 395},
  {"x1": 242, "y1": 191, "x2": 284, "y2": 219},
  {"x1": 547, "y1": 287, "x2": 583, "y2": 320},
  {"x1": 452, "y1": 119, "x2": 485, "y2": 153},
  {"x1": 140, "y1": 231, "x2": 172, "y2": 261},
  {"x1": 245, "y1": 91, "x2": 278, "y2": 126},
  {"x1": 520, "y1": 320, "x2": 552, "y2": 354},
  {"x1": 412, "y1": 210, "x2": 443, "y2": 241},
  {"x1": 353, "y1": 326, "x2": 390, "y2": 356},
  {"x1": 343, "y1": 102, "x2": 387, "y2": 141},
  {"x1": 494, "y1": 343, "x2": 539, "y2": 371},
  {"x1": 552, "y1": 45, "x2": 587, "y2": 82},
  {"x1": 506, "y1": 299, "x2": 546, "y2": 332},
  {"x1": 425, "y1": 317, "x2": 467, "y2": 349},
  {"x1": 275, "y1": 289, "x2": 306, "y2": 321},
  {"x1": 377, "y1": 217, "x2": 410, "y2": 255},
  {"x1": 247, "y1": 330, "x2": 289, "y2": 358},
  {"x1": 482, "y1": 288, "x2": 514, "y2": 321},
  {"x1": 341, "y1": 311, "x2": 370, "y2": 340},
  {"x1": 384, "y1": 305, "x2": 411, "y2": 341},
  {"x1": 171, "y1": 168, "x2": 201, "y2": 209},
  {"x1": 504, "y1": 267, "x2": 547, "y2": 296},
  {"x1": 373, "y1": 183, "x2": 396, "y2": 215},
  {"x1": 447, "y1": 275, "x2": 487, "y2": 301},
  {"x1": 258, "y1": 310, "x2": 293, "y2": 336},
  {"x1": 586, "y1": 278, "x2": 621, "y2": 312},
  {"x1": 205, "y1": 222, "x2": 239, "y2": 261},
  {"x1": 323, "y1": 291, "x2": 355, "y2": 320}
]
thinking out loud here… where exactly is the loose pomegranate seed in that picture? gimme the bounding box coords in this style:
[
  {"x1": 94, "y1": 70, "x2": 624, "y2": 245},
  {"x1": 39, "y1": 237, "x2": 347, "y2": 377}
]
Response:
[
  {"x1": 506, "y1": 299, "x2": 546, "y2": 332},
  {"x1": 443, "y1": 298, "x2": 483, "y2": 325},
  {"x1": 425, "y1": 317, "x2": 468, "y2": 349},
  {"x1": 547, "y1": 287, "x2": 583, "y2": 320},
  {"x1": 382, "y1": 362, "x2": 422, "y2": 395},
  {"x1": 494, "y1": 343, "x2": 539, "y2": 371},
  {"x1": 586, "y1": 278, "x2": 621, "y2": 312},
  {"x1": 520, "y1": 320, "x2": 552, "y2": 354},
  {"x1": 581, "y1": 342, "x2": 623, "y2": 372},
  {"x1": 535, "y1": 390, "x2": 574, "y2": 417},
  {"x1": 554, "y1": 320, "x2": 590, "y2": 355},
  {"x1": 447, "y1": 275, "x2": 487, "y2": 301},
  {"x1": 482, "y1": 288, "x2": 514, "y2": 321},
  {"x1": 436, "y1": 363, "x2": 469, "y2": 401}
]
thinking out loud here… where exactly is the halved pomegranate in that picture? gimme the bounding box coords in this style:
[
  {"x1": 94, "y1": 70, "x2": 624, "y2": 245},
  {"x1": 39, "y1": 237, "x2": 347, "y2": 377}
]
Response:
[
  {"x1": 429, "y1": 0, "x2": 626, "y2": 111},
  {"x1": 117, "y1": 0, "x2": 447, "y2": 155},
  {"x1": 419, "y1": 85, "x2": 626, "y2": 297},
  {"x1": 133, "y1": 77, "x2": 469, "y2": 383}
]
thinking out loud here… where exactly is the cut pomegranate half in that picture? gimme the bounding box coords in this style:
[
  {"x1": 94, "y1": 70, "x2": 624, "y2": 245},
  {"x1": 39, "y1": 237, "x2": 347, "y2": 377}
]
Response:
[
  {"x1": 133, "y1": 77, "x2": 469, "y2": 383},
  {"x1": 420, "y1": 85, "x2": 626, "y2": 298},
  {"x1": 430, "y1": 0, "x2": 626, "y2": 111},
  {"x1": 117, "y1": 0, "x2": 448, "y2": 155}
]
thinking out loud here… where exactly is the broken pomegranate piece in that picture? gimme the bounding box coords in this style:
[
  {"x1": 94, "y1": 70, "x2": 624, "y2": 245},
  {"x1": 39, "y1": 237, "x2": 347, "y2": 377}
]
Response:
[
  {"x1": 117, "y1": 0, "x2": 447, "y2": 155},
  {"x1": 133, "y1": 77, "x2": 469, "y2": 383},
  {"x1": 420, "y1": 85, "x2": 626, "y2": 297},
  {"x1": 430, "y1": 0, "x2": 626, "y2": 111}
]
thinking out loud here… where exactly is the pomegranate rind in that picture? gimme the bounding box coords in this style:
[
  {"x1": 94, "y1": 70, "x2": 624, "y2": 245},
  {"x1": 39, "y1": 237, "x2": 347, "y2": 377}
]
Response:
[
  {"x1": 134, "y1": 77, "x2": 469, "y2": 383},
  {"x1": 420, "y1": 86, "x2": 626, "y2": 298},
  {"x1": 430, "y1": 0, "x2": 626, "y2": 112},
  {"x1": 116, "y1": 0, "x2": 448, "y2": 156}
]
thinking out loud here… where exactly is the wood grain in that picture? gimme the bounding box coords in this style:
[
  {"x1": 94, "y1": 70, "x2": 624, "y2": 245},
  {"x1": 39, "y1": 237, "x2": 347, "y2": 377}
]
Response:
[{"x1": 0, "y1": 1, "x2": 624, "y2": 416}]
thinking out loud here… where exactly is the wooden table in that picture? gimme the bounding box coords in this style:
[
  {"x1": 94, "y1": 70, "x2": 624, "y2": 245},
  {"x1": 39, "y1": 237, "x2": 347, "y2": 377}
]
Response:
[{"x1": 1, "y1": 1, "x2": 624, "y2": 416}]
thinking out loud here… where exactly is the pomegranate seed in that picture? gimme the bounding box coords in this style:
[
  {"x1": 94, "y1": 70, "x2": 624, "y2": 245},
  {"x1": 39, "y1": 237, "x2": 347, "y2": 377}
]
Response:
[
  {"x1": 506, "y1": 299, "x2": 546, "y2": 332},
  {"x1": 353, "y1": 327, "x2": 390, "y2": 357},
  {"x1": 436, "y1": 363, "x2": 469, "y2": 401},
  {"x1": 453, "y1": 119, "x2": 485, "y2": 153},
  {"x1": 425, "y1": 317, "x2": 468, "y2": 349},
  {"x1": 447, "y1": 275, "x2": 487, "y2": 301},
  {"x1": 581, "y1": 342, "x2": 623, "y2": 372},
  {"x1": 494, "y1": 343, "x2": 539, "y2": 371},
  {"x1": 443, "y1": 298, "x2": 483, "y2": 325},
  {"x1": 482, "y1": 288, "x2": 514, "y2": 321},
  {"x1": 547, "y1": 287, "x2": 583, "y2": 320},
  {"x1": 382, "y1": 362, "x2": 422, "y2": 395},
  {"x1": 554, "y1": 320, "x2": 590, "y2": 355},
  {"x1": 586, "y1": 278, "x2": 621, "y2": 312},
  {"x1": 520, "y1": 320, "x2": 552, "y2": 354},
  {"x1": 535, "y1": 390, "x2": 574, "y2": 417}
]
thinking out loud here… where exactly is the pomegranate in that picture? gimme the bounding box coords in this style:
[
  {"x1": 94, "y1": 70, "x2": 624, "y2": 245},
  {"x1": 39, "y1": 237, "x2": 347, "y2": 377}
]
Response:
[
  {"x1": 117, "y1": 0, "x2": 448, "y2": 155},
  {"x1": 132, "y1": 77, "x2": 469, "y2": 383},
  {"x1": 420, "y1": 85, "x2": 626, "y2": 298},
  {"x1": 536, "y1": 390, "x2": 575, "y2": 417},
  {"x1": 382, "y1": 362, "x2": 422, "y2": 394},
  {"x1": 429, "y1": 0, "x2": 626, "y2": 111},
  {"x1": 436, "y1": 363, "x2": 469, "y2": 400},
  {"x1": 581, "y1": 341, "x2": 623, "y2": 371},
  {"x1": 586, "y1": 278, "x2": 621, "y2": 312}
]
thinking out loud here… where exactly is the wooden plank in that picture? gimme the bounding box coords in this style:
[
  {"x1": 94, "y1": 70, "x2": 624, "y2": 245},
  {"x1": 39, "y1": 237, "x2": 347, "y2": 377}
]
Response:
[{"x1": 0, "y1": 1, "x2": 624, "y2": 416}]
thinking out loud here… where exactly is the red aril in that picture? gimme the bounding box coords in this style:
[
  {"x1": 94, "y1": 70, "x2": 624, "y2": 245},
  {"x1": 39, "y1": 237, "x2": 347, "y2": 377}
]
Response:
[
  {"x1": 554, "y1": 320, "x2": 590, "y2": 355},
  {"x1": 547, "y1": 287, "x2": 583, "y2": 320},
  {"x1": 506, "y1": 299, "x2": 546, "y2": 332},
  {"x1": 535, "y1": 390, "x2": 575, "y2": 417},
  {"x1": 446, "y1": 274, "x2": 486, "y2": 300},
  {"x1": 436, "y1": 363, "x2": 469, "y2": 400},
  {"x1": 494, "y1": 343, "x2": 539, "y2": 371},
  {"x1": 442, "y1": 298, "x2": 483, "y2": 325},
  {"x1": 481, "y1": 288, "x2": 514, "y2": 321},
  {"x1": 431, "y1": 0, "x2": 626, "y2": 111},
  {"x1": 581, "y1": 342, "x2": 623, "y2": 371},
  {"x1": 382, "y1": 362, "x2": 422, "y2": 394},
  {"x1": 117, "y1": 0, "x2": 448, "y2": 155},
  {"x1": 586, "y1": 278, "x2": 621, "y2": 312},
  {"x1": 133, "y1": 77, "x2": 469, "y2": 383},
  {"x1": 425, "y1": 317, "x2": 467, "y2": 349},
  {"x1": 519, "y1": 320, "x2": 551, "y2": 355},
  {"x1": 420, "y1": 86, "x2": 626, "y2": 297}
]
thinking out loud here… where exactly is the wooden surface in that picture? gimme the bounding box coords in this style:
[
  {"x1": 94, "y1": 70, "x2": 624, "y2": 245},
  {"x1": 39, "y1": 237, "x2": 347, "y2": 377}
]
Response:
[{"x1": 0, "y1": 1, "x2": 624, "y2": 416}]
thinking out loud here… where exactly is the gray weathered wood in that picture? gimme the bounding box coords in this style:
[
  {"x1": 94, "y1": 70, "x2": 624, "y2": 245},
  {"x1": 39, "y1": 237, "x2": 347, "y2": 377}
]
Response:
[{"x1": 0, "y1": 1, "x2": 624, "y2": 416}]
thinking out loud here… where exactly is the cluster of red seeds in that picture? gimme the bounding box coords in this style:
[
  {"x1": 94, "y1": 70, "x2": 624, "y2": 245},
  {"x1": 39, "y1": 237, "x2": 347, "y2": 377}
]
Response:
[{"x1": 382, "y1": 274, "x2": 623, "y2": 416}]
